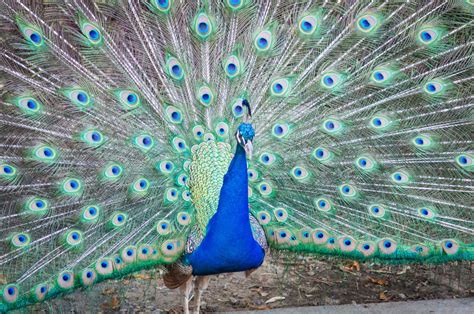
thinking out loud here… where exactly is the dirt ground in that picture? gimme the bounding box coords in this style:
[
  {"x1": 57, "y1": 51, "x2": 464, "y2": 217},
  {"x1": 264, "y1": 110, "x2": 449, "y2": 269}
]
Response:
[{"x1": 24, "y1": 255, "x2": 473, "y2": 313}]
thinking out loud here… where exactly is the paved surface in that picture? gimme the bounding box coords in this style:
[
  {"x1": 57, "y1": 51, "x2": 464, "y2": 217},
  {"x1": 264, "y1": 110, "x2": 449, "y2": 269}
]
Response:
[{"x1": 225, "y1": 298, "x2": 473, "y2": 314}]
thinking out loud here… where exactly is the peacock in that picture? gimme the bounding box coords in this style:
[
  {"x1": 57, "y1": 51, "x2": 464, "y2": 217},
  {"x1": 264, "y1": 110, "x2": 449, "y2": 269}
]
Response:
[{"x1": 0, "y1": 0, "x2": 473, "y2": 312}]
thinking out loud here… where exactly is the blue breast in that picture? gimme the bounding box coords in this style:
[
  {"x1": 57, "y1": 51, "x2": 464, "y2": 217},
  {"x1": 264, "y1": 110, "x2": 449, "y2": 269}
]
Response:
[{"x1": 186, "y1": 145, "x2": 265, "y2": 276}]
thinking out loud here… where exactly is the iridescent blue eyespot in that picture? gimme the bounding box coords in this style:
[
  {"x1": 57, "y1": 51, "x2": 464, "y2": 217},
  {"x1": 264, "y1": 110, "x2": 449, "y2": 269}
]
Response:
[
  {"x1": 91, "y1": 132, "x2": 101, "y2": 142},
  {"x1": 323, "y1": 76, "x2": 334, "y2": 86},
  {"x1": 273, "y1": 83, "x2": 283, "y2": 93},
  {"x1": 142, "y1": 136, "x2": 152, "y2": 146},
  {"x1": 30, "y1": 32, "x2": 41, "y2": 43},
  {"x1": 198, "y1": 22, "x2": 208, "y2": 33},
  {"x1": 426, "y1": 83, "x2": 436, "y2": 92},
  {"x1": 77, "y1": 92, "x2": 88, "y2": 103},
  {"x1": 127, "y1": 94, "x2": 137, "y2": 104},
  {"x1": 302, "y1": 21, "x2": 312, "y2": 31},
  {"x1": 157, "y1": 0, "x2": 168, "y2": 7},
  {"x1": 374, "y1": 71, "x2": 384, "y2": 81},
  {"x1": 89, "y1": 30, "x2": 99, "y2": 40},
  {"x1": 172, "y1": 65, "x2": 182, "y2": 76},
  {"x1": 359, "y1": 18, "x2": 371, "y2": 29},
  {"x1": 27, "y1": 100, "x2": 37, "y2": 109},
  {"x1": 421, "y1": 31, "x2": 431, "y2": 41},
  {"x1": 227, "y1": 63, "x2": 237, "y2": 74}
]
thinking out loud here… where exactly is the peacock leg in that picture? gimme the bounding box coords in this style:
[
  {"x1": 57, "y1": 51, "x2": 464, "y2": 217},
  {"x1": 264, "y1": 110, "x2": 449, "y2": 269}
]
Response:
[
  {"x1": 179, "y1": 276, "x2": 193, "y2": 314},
  {"x1": 192, "y1": 276, "x2": 210, "y2": 314}
]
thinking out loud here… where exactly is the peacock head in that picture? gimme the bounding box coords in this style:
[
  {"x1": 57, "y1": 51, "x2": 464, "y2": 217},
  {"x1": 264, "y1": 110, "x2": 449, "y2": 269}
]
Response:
[{"x1": 236, "y1": 122, "x2": 254, "y2": 159}]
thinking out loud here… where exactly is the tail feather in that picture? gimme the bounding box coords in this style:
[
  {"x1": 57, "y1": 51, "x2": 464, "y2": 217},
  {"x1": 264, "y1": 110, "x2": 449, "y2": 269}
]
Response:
[{"x1": 0, "y1": 0, "x2": 473, "y2": 311}]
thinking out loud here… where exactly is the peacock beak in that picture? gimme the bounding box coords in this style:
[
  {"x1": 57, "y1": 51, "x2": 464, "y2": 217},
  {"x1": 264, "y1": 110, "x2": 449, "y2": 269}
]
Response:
[{"x1": 244, "y1": 140, "x2": 253, "y2": 160}]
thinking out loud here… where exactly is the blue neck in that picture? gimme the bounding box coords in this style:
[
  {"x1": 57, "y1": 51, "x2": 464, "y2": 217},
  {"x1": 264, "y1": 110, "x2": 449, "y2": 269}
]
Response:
[{"x1": 187, "y1": 144, "x2": 265, "y2": 275}]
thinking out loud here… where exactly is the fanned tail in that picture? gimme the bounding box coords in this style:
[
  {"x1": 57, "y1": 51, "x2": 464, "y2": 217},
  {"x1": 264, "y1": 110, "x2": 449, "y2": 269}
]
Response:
[{"x1": 0, "y1": 0, "x2": 473, "y2": 311}]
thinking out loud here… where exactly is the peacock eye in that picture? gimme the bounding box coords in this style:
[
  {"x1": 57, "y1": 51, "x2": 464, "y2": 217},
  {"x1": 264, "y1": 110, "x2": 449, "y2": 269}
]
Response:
[
  {"x1": 315, "y1": 197, "x2": 331, "y2": 212},
  {"x1": 272, "y1": 122, "x2": 289, "y2": 138},
  {"x1": 231, "y1": 98, "x2": 250, "y2": 118},
  {"x1": 418, "y1": 28, "x2": 440, "y2": 45},
  {"x1": 320, "y1": 72, "x2": 344, "y2": 89},
  {"x1": 259, "y1": 152, "x2": 276, "y2": 165},
  {"x1": 423, "y1": 80, "x2": 445, "y2": 95},
  {"x1": 81, "y1": 22, "x2": 102, "y2": 44},
  {"x1": 172, "y1": 137, "x2": 187, "y2": 153},
  {"x1": 117, "y1": 90, "x2": 141, "y2": 109},
  {"x1": 194, "y1": 13, "x2": 213, "y2": 39},
  {"x1": 62, "y1": 178, "x2": 83, "y2": 194},
  {"x1": 258, "y1": 181, "x2": 273, "y2": 196},
  {"x1": 369, "y1": 114, "x2": 394, "y2": 131},
  {"x1": 134, "y1": 134, "x2": 154, "y2": 152},
  {"x1": 82, "y1": 205, "x2": 100, "y2": 222},
  {"x1": 368, "y1": 204, "x2": 386, "y2": 218},
  {"x1": 254, "y1": 30, "x2": 273, "y2": 52},
  {"x1": 166, "y1": 56, "x2": 185, "y2": 80},
  {"x1": 355, "y1": 155, "x2": 376, "y2": 171},
  {"x1": 197, "y1": 85, "x2": 214, "y2": 107},
  {"x1": 33, "y1": 145, "x2": 57, "y2": 161},
  {"x1": 356, "y1": 14, "x2": 379, "y2": 33},
  {"x1": 17, "y1": 97, "x2": 42, "y2": 114},
  {"x1": 270, "y1": 78, "x2": 291, "y2": 96},
  {"x1": 224, "y1": 55, "x2": 242, "y2": 79},
  {"x1": 390, "y1": 170, "x2": 411, "y2": 184},
  {"x1": 322, "y1": 118, "x2": 343, "y2": 134},
  {"x1": 370, "y1": 67, "x2": 394, "y2": 84},
  {"x1": 67, "y1": 89, "x2": 92, "y2": 107},
  {"x1": 299, "y1": 15, "x2": 318, "y2": 35},
  {"x1": 165, "y1": 105, "x2": 183, "y2": 124},
  {"x1": 215, "y1": 122, "x2": 229, "y2": 138},
  {"x1": 82, "y1": 129, "x2": 105, "y2": 146}
]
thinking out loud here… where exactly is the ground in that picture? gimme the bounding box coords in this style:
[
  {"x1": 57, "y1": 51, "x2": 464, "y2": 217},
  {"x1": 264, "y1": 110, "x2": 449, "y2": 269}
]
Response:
[{"x1": 24, "y1": 255, "x2": 472, "y2": 313}]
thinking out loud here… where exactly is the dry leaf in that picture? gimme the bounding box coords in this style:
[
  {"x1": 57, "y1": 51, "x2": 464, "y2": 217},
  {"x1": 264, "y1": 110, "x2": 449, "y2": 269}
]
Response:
[
  {"x1": 351, "y1": 261, "x2": 361, "y2": 272},
  {"x1": 101, "y1": 296, "x2": 121, "y2": 310},
  {"x1": 265, "y1": 296, "x2": 286, "y2": 304},
  {"x1": 101, "y1": 288, "x2": 115, "y2": 296},
  {"x1": 379, "y1": 291, "x2": 390, "y2": 301},
  {"x1": 368, "y1": 277, "x2": 388, "y2": 286},
  {"x1": 339, "y1": 261, "x2": 360, "y2": 273},
  {"x1": 133, "y1": 273, "x2": 151, "y2": 280}
]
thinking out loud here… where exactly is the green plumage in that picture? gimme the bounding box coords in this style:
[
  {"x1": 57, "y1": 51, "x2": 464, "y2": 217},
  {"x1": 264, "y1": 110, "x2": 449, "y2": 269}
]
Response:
[{"x1": 0, "y1": 0, "x2": 473, "y2": 311}]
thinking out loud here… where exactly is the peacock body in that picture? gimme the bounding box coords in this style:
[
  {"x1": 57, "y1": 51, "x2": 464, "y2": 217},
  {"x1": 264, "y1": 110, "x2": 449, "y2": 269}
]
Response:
[{"x1": 0, "y1": 0, "x2": 473, "y2": 312}]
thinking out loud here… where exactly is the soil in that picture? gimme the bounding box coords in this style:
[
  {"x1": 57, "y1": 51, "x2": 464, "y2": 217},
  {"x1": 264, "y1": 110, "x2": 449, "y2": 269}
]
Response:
[{"x1": 24, "y1": 255, "x2": 473, "y2": 313}]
